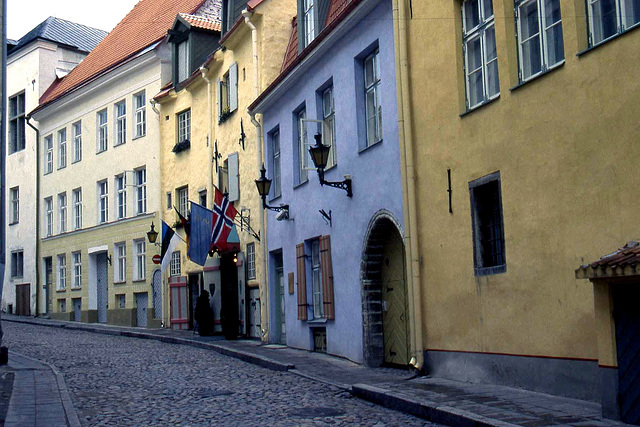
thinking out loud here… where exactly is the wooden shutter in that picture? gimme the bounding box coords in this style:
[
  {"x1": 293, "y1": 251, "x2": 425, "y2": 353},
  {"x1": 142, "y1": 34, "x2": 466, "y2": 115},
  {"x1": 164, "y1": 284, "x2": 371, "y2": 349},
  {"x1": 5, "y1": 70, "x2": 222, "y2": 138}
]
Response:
[
  {"x1": 296, "y1": 243, "x2": 308, "y2": 320},
  {"x1": 216, "y1": 78, "x2": 222, "y2": 117},
  {"x1": 229, "y1": 62, "x2": 238, "y2": 112},
  {"x1": 228, "y1": 152, "x2": 239, "y2": 201},
  {"x1": 319, "y1": 235, "x2": 335, "y2": 319}
]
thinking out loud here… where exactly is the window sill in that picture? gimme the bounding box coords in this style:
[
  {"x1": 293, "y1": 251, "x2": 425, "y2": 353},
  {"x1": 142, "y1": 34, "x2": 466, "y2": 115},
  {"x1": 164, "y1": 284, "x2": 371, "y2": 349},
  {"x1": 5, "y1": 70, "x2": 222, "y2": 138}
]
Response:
[
  {"x1": 358, "y1": 138, "x2": 383, "y2": 154},
  {"x1": 307, "y1": 318, "x2": 328, "y2": 326},
  {"x1": 509, "y1": 61, "x2": 564, "y2": 93},
  {"x1": 57, "y1": 165, "x2": 67, "y2": 171},
  {"x1": 172, "y1": 140, "x2": 191, "y2": 153},
  {"x1": 113, "y1": 281, "x2": 126, "y2": 285},
  {"x1": 71, "y1": 287, "x2": 82, "y2": 291},
  {"x1": 71, "y1": 159, "x2": 81, "y2": 165},
  {"x1": 96, "y1": 149, "x2": 107, "y2": 155},
  {"x1": 132, "y1": 278, "x2": 146, "y2": 283},
  {"x1": 132, "y1": 134, "x2": 146, "y2": 141},
  {"x1": 44, "y1": 171, "x2": 53, "y2": 176},
  {"x1": 114, "y1": 142, "x2": 126, "y2": 148},
  {"x1": 9, "y1": 222, "x2": 18, "y2": 226},
  {"x1": 10, "y1": 276, "x2": 23, "y2": 280},
  {"x1": 577, "y1": 23, "x2": 640, "y2": 58},
  {"x1": 218, "y1": 109, "x2": 235, "y2": 124},
  {"x1": 474, "y1": 264, "x2": 506, "y2": 277},
  {"x1": 56, "y1": 289, "x2": 67, "y2": 293},
  {"x1": 459, "y1": 95, "x2": 500, "y2": 118},
  {"x1": 293, "y1": 179, "x2": 309, "y2": 190}
]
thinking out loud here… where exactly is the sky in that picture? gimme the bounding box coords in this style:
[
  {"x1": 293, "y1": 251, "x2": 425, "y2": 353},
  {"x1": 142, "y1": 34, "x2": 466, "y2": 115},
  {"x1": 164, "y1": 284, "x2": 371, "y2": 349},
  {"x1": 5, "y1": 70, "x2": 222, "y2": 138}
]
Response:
[{"x1": 7, "y1": 0, "x2": 141, "y2": 41}]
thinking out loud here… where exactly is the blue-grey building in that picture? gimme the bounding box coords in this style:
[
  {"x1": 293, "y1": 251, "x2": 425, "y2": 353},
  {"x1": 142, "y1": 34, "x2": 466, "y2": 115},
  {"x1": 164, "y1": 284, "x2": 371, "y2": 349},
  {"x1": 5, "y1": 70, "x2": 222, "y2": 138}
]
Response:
[{"x1": 249, "y1": 0, "x2": 408, "y2": 365}]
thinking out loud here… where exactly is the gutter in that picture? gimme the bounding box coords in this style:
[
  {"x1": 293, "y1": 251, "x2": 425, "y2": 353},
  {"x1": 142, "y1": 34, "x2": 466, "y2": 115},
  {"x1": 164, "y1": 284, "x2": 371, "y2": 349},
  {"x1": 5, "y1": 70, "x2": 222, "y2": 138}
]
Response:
[
  {"x1": 392, "y1": 0, "x2": 424, "y2": 370},
  {"x1": 242, "y1": 8, "x2": 269, "y2": 342},
  {"x1": 26, "y1": 117, "x2": 41, "y2": 317},
  {"x1": 199, "y1": 66, "x2": 215, "y2": 204}
]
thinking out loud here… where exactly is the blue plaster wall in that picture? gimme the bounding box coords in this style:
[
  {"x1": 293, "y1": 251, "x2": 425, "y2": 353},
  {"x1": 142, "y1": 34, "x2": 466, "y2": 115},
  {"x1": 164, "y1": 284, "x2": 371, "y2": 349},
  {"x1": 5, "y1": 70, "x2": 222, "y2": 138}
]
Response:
[{"x1": 261, "y1": 0, "x2": 402, "y2": 363}]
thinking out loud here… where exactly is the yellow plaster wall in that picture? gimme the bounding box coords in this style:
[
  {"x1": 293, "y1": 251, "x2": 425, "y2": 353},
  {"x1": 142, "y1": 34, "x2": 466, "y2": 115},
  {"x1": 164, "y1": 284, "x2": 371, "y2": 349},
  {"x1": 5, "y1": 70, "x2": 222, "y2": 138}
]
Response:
[{"x1": 405, "y1": 0, "x2": 640, "y2": 359}]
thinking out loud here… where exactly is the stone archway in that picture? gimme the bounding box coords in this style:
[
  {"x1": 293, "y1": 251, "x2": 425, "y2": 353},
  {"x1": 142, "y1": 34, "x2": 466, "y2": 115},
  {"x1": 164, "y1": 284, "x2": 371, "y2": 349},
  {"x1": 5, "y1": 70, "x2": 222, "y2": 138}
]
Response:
[{"x1": 361, "y1": 210, "x2": 408, "y2": 367}]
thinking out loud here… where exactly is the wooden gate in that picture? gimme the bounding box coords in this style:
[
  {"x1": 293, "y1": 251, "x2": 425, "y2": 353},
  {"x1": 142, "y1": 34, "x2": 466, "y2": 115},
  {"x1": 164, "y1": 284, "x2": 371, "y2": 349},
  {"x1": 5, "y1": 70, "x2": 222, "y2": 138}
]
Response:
[
  {"x1": 15, "y1": 284, "x2": 30, "y2": 316},
  {"x1": 136, "y1": 293, "x2": 148, "y2": 327},
  {"x1": 170, "y1": 276, "x2": 188, "y2": 330},
  {"x1": 613, "y1": 284, "x2": 640, "y2": 425}
]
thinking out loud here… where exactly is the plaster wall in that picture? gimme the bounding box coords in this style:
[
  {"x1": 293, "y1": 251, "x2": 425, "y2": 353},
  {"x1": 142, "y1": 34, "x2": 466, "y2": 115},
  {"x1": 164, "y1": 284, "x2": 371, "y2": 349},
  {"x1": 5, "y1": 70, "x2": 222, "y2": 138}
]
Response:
[
  {"x1": 260, "y1": 0, "x2": 401, "y2": 363},
  {"x1": 403, "y1": 0, "x2": 640, "y2": 396}
]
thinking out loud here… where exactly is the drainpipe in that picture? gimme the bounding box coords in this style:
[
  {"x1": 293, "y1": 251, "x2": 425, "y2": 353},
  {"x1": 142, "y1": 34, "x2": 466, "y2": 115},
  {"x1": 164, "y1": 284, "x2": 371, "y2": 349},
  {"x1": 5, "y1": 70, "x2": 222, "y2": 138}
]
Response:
[
  {"x1": 200, "y1": 66, "x2": 215, "y2": 205},
  {"x1": 0, "y1": 1, "x2": 5, "y2": 344},
  {"x1": 392, "y1": 0, "x2": 424, "y2": 370},
  {"x1": 26, "y1": 117, "x2": 41, "y2": 317},
  {"x1": 243, "y1": 9, "x2": 269, "y2": 341},
  {"x1": 149, "y1": 99, "x2": 160, "y2": 116}
]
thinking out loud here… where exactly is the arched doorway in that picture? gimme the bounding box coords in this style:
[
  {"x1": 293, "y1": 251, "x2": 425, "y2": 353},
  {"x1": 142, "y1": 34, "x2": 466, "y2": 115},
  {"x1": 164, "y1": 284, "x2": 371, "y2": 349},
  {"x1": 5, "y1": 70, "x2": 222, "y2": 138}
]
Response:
[{"x1": 361, "y1": 211, "x2": 409, "y2": 367}]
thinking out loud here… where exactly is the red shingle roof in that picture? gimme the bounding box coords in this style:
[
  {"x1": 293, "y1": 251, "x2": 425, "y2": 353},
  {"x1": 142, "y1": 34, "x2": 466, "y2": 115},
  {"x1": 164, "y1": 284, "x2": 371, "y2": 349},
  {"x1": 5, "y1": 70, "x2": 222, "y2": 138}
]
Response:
[
  {"x1": 281, "y1": 17, "x2": 298, "y2": 72},
  {"x1": 36, "y1": 0, "x2": 207, "y2": 110},
  {"x1": 180, "y1": 13, "x2": 221, "y2": 32},
  {"x1": 576, "y1": 241, "x2": 640, "y2": 279}
]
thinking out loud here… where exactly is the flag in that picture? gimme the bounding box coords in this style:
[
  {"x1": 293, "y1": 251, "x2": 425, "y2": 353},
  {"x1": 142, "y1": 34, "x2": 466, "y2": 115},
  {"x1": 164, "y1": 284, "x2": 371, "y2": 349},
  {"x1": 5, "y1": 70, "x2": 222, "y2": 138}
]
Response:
[
  {"x1": 211, "y1": 188, "x2": 238, "y2": 252},
  {"x1": 174, "y1": 205, "x2": 190, "y2": 249},
  {"x1": 160, "y1": 221, "x2": 181, "y2": 273},
  {"x1": 188, "y1": 202, "x2": 214, "y2": 266}
]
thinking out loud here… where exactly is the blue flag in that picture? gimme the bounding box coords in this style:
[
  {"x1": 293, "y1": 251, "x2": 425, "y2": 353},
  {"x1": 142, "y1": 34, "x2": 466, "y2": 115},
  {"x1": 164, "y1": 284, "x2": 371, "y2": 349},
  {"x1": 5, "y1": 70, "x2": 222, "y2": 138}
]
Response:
[{"x1": 188, "y1": 202, "x2": 214, "y2": 266}]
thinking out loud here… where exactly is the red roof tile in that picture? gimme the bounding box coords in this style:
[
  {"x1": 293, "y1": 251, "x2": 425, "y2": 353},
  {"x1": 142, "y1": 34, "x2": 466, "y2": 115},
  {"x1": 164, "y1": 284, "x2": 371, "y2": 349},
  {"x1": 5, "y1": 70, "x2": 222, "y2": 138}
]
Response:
[
  {"x1": 576, "y1": 241, "x2": 640, "y2": 279},
  {"x1": 180, "y1": 13, "x2": 221, "y2": 32},
  {"x1": 281, "y1": 17, "x2": 298, "y2": 72},
  {"x1": 36, "y1": 0, "x2": 208, "y2": 110}
]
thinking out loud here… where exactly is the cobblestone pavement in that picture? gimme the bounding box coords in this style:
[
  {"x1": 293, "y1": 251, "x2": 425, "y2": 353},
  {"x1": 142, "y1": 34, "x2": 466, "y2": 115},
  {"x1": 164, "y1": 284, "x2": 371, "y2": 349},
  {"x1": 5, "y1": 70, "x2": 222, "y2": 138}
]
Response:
[{"x1": 4, "y1": 322, "x2": 437, "y2": 426}]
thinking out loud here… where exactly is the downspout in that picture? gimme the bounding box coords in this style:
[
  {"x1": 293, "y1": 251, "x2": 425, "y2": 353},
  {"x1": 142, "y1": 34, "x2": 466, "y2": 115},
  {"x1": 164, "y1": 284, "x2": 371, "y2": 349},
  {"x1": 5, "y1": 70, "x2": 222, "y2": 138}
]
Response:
[
  {"x1": 26, "y1": 117, "x2": 40, "y2": 317},
  {"x1": 199, "y1": 66, "x2": 214, "y2": 204},
  {"x1": 243, "y1": 9, "x2": 269, "y2": 341},
  {"x1": 392, "y1": 0, "x2": 424, "y2": 370},
  {"x1": 149, "y1": 99, "x2": 160, "y2": 116}
]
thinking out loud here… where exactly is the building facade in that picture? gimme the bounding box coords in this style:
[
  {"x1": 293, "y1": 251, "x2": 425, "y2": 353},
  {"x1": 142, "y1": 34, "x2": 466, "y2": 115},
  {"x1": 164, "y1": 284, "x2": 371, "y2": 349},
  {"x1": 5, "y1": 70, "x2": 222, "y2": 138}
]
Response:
[{"x1": 3, "y1": 18, "x2": 106, "y2": 317}]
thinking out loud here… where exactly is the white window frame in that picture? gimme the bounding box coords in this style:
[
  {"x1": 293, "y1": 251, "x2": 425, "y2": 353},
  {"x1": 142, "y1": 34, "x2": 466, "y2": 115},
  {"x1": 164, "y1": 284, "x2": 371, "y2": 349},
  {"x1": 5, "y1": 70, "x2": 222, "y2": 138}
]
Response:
[
  {"x1": 246, "y1": 243, "x2": 256, "y2": 280},
  {"x1": 311, "y1": 239, "x2": 324, "y2": 319},
  {"x1": 72, "y1": 252, "x2": 82, "y2": 288},
  {"x1": 303, "y1": 0, "x2": 315, "y2": 46},
  {"x1": 45, "y1": 197, "x2": 53, "y2": 237},
  {"x1": 8, "y1": 92, "x2": 25, "y2": 154},
  {"x1": 11, "y1": 250, "x2": 23, "y2": 278},
  {"x1": 97, "y1": 109, "x2": 108, "y2": 152},
  {"x1": 134, "y1": 91, "x2": 146, "y2": 138},
  {"x1": 57, "y1": 128, "x2": 67, "y2": 169},
  {"x1": 462, "y1": 0, "x2": 500, "y2": 109},
  {"x1": 271, "y1": 130, "x2": 281, "y2": 199},
  {"x1": 178, "y1": 186, "x2": 189, "y2": 218},
  {"x1": 177, "y1": 110, "x2": 191, "y2": 143},
  {"x1": 134, "y1": 240, "x2": 146, "y2": 281},
  {"x1": 364, "y1": 50, "x2": 383, "y2": 146},
  {"x1": 115, "y1": 101, "x2": 126, "y2": 146},
  {"x1": 44, "y1": 135, "x2": 54, "y2": 174},
  {"x1": 588, "y1": 0, "x2": 640, "y2": 45},
  {"x1": 170, "y1": 251, "x2": 181, "y2": 276},
  {"x1": 57, "y1": 254, "x2": 67, "y2": 290},
  {"x1": 10, "y1": 187, "x2": 19, "y2": 224},
  {"x1": 98, "y1": 180, "x2": 109, "y2": 224},
  {"x1": 73, "y1": 188, "x2": 82, "y2": 230},
  {"x1": 322, "y1": 86, "x2": 337, "y2": 169},
  {"x1": 115, "y1": 242, "x2": 126, "y2": 283},
  {"x1": 72, "y1": 121, "x2": 82, "y2": 163},
  {"x1": 136, "y1": 168, "x2": 147, "y2": 215},
  {"x1": 297, "y1": 110, "x2": 310, "y2": 183},
  {"x1": 58, "y1": 192, "x2": 67, "y2": 233},
  {"x1": 116, "y1": 174, "x2": 126, "y2": 219}
]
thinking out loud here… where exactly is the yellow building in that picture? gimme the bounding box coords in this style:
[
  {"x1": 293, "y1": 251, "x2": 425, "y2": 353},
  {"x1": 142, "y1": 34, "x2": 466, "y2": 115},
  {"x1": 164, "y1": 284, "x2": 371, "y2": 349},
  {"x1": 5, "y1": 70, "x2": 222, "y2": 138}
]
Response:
[
  {"x1": 391, "y1": 0, "x2": 640, "y2": 419},
  {"x1": 155, "y1": 0, "x2": 295, "y2": 337}
]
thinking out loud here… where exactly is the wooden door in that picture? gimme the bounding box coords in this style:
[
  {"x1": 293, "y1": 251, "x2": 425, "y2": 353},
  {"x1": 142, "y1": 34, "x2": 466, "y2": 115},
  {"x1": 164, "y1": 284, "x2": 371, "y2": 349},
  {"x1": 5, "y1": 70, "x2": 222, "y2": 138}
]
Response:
[
  {"x1": 170, "y1": 276, "x2": 189, "y2": 330},
  {"x1": 15, "y1": 284, "x2": 30, "y2": 316},
  {"x1": 614, "y1": 284, "x2": 640, "y2": 424}
]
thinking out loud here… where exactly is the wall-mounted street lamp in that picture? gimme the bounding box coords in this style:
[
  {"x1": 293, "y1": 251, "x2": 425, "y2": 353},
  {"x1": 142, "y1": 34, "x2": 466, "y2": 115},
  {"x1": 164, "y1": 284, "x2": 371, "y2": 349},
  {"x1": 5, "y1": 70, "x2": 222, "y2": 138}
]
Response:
[
  {"x1": 147, "y1": 222, "x2": 159, "y2": 245},
  {"x1": 308, "y1": 133, "x2": 352, "y2": 197},
  {"x1": 255, "y1": 165, "x2": 289, "y2": 214}
]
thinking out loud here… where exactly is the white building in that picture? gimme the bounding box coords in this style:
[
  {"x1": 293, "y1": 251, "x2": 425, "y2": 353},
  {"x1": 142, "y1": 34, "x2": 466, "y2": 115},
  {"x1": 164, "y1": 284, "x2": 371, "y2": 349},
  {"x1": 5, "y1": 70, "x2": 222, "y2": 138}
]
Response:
[{"x1": 3, "y1": 18, "x2": 106, "y2": 316}]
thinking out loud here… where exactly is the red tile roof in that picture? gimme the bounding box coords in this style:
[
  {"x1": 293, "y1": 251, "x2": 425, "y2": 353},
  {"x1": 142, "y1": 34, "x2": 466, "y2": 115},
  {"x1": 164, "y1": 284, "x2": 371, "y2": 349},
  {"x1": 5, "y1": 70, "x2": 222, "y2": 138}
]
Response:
[
  {"x1": 180, "y1": 13, "x2": 221, "y2": 32},
  {"x1": 576, "y1": 241, "x2": 640, "y2": 279},
  {"x1": 35, "y1": 0, "x2": 207, "y2": 111},
  {"x1": 280, "y1": 17, "x2": 298, "y2": 72}
]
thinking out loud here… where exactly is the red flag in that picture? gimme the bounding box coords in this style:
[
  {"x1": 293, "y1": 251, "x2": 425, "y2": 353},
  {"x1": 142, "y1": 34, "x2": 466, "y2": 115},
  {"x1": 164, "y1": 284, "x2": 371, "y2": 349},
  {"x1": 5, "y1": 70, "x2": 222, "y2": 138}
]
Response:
[{"x1": 210, "y1": 188, "x2": 238, "y2": 252}]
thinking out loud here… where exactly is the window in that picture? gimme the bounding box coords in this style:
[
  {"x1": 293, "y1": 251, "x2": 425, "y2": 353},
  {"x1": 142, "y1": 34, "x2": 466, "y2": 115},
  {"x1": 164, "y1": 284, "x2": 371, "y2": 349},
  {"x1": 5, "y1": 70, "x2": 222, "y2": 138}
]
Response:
[
  {"x1": 270, "y1": 130, "x2": 281, "y2": 198},
  {"x1": 134, "y1": 240, "x2": 146, "y2": 280},
  {"x1": 177, "y1": 109, "x2": 191, "y2": 143},
  {"x1": 296, "y1": 109, "x2": 309, "y2": 184},
  {"x1": 44, "y1": 135, "x2": 54, "y2": 174},
  {"x1": 115, "y1": 243, "x2": 126, "y2": 282},
  {"x1": 72, "y1": 121, "x2": 82, "y2": 163},
  {"x1": 303, "y1": 0, "x2": 316, "y2": 46},
  {"x1": 9, "y1": 92, "x2": 25, "y2": 154},
  {"x1": 58, "y1": 128, "x2": 67, "y2": 169},
  {"x1": 177, "y1": 40, "x2": 190, "y2": 83},
  {"x1": 118, "y1": 294, "x2": 126, "y2": 309},
  {"x1": 462, "y1": 0, "x2": 500, "y2": 109},
  {"x1": 322, "y1": 87, "x2": 337, "y2": 168},
  {"x1": 166, "y1": 192, "x2": 173, "y2": 210},
  {"x1": 218, "y1": 63, "x2": 238, "y2": 121},
  {"x1": 177, "y1": 186, "x2": 189, "y2": 218},
  {"x1": 311, "y1": 239, "x2": 323, "y2": 319},
  {"x1": 516, "y1": 0, "x2": 564, "y2": 81},
  {"x1": 72, "y1": 252, "x2": 82, "y2": 288},
  {"x1": 73, "y1": 188, "x2": 82, "y2": 230},
  {"x1": 58, "y1": 192, "x2": 67, "y2": 233},
  {"x1": 59, "y1": 299, "x2": 67, "y2": 313},
  {"x1": 136, "y1": 168, "x2": 147, "y2": 214},
  {"x1": 246, "y1": 243, "x2": 256, "y2": 280},
  {"x1": 115, "y1": 101, "x2": 126, "y2": 146},
  {"x1": 170, "y1": 251, "x2": 181, "y2": 276},
  {"x1": 134, "y1": 91, "x2": 146, "y2": 138},
  {"x1": 588, "y1": 0, "x2": 640, "y2": 45},
  {"x1": 364, "y1": 50, "x2": 383, "y2": 146},
  {"x1": 57, "y1": 254, "x2": 67, "y2": 290},
  {"x1": 116, "y1": 174, "x2": 126, "y2": 219},
  {"x1": 98, "y1": 180, "x2": 109, "y2": 224},
  {"x1": 97, "y1": 109, "x2": 108, "y2": 152},
  {"x1": 45, "y1": 197, "x2": 53, "y2": 237},
  {"x1": 10, "y1": 187, "x2": 19, "y2": 224},
  {"x1": 469, "y1": 172, "x2": 506, "y2": 276},
  {"x1": 199, "y1": 189, "x2": 207, "y2": 207},
  {"x1": 11, "y1": 251, "x2": 23, "y2": 278}
]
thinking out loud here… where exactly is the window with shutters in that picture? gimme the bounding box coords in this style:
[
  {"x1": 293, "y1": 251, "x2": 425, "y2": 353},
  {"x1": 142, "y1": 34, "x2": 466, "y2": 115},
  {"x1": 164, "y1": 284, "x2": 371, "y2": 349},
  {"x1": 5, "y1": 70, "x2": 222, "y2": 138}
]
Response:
[
  {"x1": 469, "y1": 171, "x2": 506, "y2": 276},
  {"x1": 218, "y1": 63, "x2": 238, "y2": 123},
  {"x1": 297, "y1": 236, "x2": 335, "y2": 321},
  {"x1": 8, "y1": 92, "x2": 25, "y2": 154},
  {"x1": 311, "y1": 239, "x2": 324, "y2": 319},
  {"x1": 44, "y1": 135, "x2": 54, "y2": 174},
  {"x1": 57, "y1": 128, "x2": 67, "y2": 169}
]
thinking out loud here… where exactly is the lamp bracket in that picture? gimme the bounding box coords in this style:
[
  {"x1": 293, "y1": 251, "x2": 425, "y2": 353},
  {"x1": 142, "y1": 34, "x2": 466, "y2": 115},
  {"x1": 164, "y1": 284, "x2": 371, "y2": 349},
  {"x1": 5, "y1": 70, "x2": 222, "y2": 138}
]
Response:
[{"x1": 317, "y1": 170, "x2": 353, "y2": 197}]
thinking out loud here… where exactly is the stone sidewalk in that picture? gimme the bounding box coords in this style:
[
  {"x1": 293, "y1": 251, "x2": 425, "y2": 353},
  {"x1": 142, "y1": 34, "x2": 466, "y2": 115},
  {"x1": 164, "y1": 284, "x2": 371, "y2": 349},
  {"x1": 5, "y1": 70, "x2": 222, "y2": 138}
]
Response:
[
  {"x1": 3, "y1": 315, "x2": 630, "y2": 427},
  {"x1": 0, "y1": 350, "x2": 80, "y2": 427}
]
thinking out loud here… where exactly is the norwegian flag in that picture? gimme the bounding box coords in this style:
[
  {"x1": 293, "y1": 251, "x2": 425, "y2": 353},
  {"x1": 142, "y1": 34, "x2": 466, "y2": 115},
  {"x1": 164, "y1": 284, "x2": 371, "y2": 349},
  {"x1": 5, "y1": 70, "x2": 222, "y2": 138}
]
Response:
[{"x1": 210, "y1": 188, "x2": 238, "y2": 251}]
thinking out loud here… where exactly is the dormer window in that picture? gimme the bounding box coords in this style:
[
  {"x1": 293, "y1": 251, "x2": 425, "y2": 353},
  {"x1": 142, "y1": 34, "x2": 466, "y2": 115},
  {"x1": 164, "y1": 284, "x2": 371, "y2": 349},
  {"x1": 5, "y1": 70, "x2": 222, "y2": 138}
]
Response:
[
  {"x1": 177, "y1": 39, "x2": 190, "y2": 83},
  {"x1": 303, "y1": 0, "x2": 315, "y2": 46}
]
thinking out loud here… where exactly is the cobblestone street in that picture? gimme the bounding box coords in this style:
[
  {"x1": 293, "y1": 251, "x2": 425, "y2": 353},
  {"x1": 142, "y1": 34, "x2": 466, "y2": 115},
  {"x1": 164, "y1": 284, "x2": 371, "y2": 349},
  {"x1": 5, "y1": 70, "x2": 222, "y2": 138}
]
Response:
[{"x1": 3, "y1": 322, "x2": 435, "y2": 426}]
